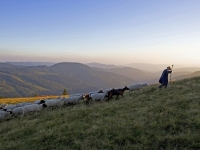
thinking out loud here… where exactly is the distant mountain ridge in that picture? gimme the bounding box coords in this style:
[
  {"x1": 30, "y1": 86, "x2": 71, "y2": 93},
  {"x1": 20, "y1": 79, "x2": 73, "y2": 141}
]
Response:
[
  {"x1": 5, "y1": 62, "x2": 55, "y2": 66},
  {"x1": 173, "y1": 71, "x2": 200, "y2": 81},
  {"x1": 87, "y1": 62, "x2": 187, "y2": 72},
  {"x1": 92, "y1": 67, "x2": 157, "y2": 84},
  {"x1": 0, "y1": 62, "x2": 136, "y2": 97},
  {"x1": 126, "y1": 63, "x2": 169, "y2": 72},
  {"x1": 87, "y1": 62, "x2": 200, "y2": 84},
  {"x1": 86, "y1": 62, "x2": 123, "y2": 69}
]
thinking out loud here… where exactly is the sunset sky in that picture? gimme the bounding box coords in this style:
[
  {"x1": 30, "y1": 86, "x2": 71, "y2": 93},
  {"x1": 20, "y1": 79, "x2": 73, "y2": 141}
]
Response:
[{"x1": 0, "y1": 0, "x2": 200, "y2": 66}]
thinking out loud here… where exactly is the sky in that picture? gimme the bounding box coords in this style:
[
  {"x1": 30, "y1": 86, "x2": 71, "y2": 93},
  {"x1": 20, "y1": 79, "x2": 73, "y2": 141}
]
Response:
[{"x1": 0, "y1": 0, "x2": 200, "y2": 66}]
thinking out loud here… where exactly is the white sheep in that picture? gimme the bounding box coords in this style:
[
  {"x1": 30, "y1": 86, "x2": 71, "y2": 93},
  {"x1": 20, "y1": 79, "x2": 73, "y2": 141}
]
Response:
[
  {"x1": 69, "y1": 94, "x2": 81, "y2": 97},
  {"x1": 63, "y1": 95, "x2": 83, "y2": 105},
  {"x1": 44, "y1": 98, "x2": 64, "y2": 108},
  {"x1": 88, "y1": 91, "x2": 98, "y2": 95},
  {"x1": 0, "y1": 110, "x2": 11, "y2": 121},
  {"x1": 88, "y1": 90, "x2": 104, "y2": 95},
  {"x1": 12, "y1": 107, "x2": 25, "y2": 119},
  {"x1": 86, "y1": 92, "x2": 107, "y2": 104},
  {"x1": 23, "y1": 104, "x2": 47, "y2": 115},
  {"x1": 128, "y1": 83, "x2": 148, "y2": 93},
  {"x1": 0, "y1": 103, "x2": 7, "y2": 108},
  {"x1": 16, "y1": 102, "x2": 32, "y2": 107},
  {"x1": 33, "y1": 100, "x2": 46, "y2": 104},
  {"x1": 4, "y1": 104, "x2": 17, "y2": 110}
]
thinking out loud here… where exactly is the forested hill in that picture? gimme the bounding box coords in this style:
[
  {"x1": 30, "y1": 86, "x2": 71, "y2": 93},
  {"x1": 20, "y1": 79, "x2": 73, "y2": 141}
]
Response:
[{"x1": 0, "y1": 62, "x2": 136, "y2": 97}]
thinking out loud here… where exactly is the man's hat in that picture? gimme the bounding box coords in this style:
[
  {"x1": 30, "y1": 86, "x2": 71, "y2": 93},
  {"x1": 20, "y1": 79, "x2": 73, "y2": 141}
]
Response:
[{"x1": 167, "y1": 66, "x2": 171, "y2": 70}]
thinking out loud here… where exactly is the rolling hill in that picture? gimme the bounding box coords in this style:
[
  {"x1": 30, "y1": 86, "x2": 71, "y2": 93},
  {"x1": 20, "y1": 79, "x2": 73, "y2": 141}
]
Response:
[
  {"x1": 92, "y1": 67, "x2": 157, "y2": 84},
  {"x1": 0, "y1": 62, "x2": 136, "y2": 97},
  {"x1": 126, "y1": 63, "x2": 171, "y2": 72},
  {"x1": 86, "y1": 62, "x2": 123, "y2": 69},
  {"x1": 173, "y1": 71, "x2": 200, "y2": 81}
]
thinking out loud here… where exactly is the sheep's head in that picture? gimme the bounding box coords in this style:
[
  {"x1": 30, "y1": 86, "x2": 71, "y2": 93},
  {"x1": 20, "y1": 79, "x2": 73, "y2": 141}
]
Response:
[
  {"x1": 6, "y1": 109, "x2": 12, "y2": 114},
  {"x1": 39, "y1": 100, "x2": 46, "y2": 104},
  {"x1": 42, "y1": 104, "x2": 47, "y2": 108},
  {"x1": 124, "y1": 86, "x2": 129, "y2": 91},
  {"x1": 84, "y1": 94, "x2": 90, "y2": 100},
  {"x1": 80, "y1": 96, "x2": 84, "y2": 100},
  {"x1": 98, "y1": 90, "x2": 103, "y2": 93}
]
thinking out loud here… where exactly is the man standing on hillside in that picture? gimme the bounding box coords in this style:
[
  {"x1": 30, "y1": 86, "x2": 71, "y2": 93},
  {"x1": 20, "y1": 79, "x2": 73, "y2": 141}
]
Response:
[{"x1": 158, "y1": 66, "x2": 172, "y2": 88}]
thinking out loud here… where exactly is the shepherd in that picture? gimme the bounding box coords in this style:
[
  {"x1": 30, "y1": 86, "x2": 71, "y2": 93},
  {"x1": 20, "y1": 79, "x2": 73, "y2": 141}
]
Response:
[{"x1": 158, "y1": 66, "x2": 172, "y2": 88}]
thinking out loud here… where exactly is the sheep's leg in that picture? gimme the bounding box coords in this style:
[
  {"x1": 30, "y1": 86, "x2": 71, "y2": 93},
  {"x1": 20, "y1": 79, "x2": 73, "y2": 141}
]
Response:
[
  {"x1": 107, "y1": 94, "x2": 112, "y2": 101},
  {"x1": 86, "y1": 100, "x2": 89, "y2": 105},
  {"x1": 20, "y1": 114, "x2": 24, "y2": 120},
  {"x1": 26, "y1": 113, "x2": 30, "y2": 117},
  {"x1": 89, "y1": 99, "x2": 92, "y2": 104},
  {"x1": 116, "y1": 95, "x2": 118, "y2": 99},
  {"x1": 86, "y1": 99, "x2": 91, "y2": 105}
]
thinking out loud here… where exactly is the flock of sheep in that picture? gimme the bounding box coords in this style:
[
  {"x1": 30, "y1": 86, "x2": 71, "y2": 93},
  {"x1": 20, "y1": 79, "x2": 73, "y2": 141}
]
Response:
[{"x1": 0, "y1": 83, "x2": 148, "y2": 121}]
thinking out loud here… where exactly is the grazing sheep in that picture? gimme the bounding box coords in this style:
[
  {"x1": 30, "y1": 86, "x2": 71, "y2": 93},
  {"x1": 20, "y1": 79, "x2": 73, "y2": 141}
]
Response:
[
  {"x1": 0, "y1": 103, "x2": 7, "y2": 109},
  {"x1": 44, "y1": 98, "x2": 65, "y2": 108},
  {"x1": 88, "y1": 90, "x2": 104, "y2": 95},
  {"x1": 64, "y1": 95, "x2": 84, "y2": 105},
  {"x1": 23, "y1": 104, "x2": 47, "y2": 115},
  {"x1": 0, "y1": 110, "x2": 11, "y2": 121},
  {"x1": 16, "y1": 102, "x2": 32, "y2": 107},
  {"x1": 86, "y1": 92, "x2": 107, "y2": 104},
  {"x1": 34, "y1": 100, "x2": 46, "y2": 104},
  {"x1": 128, "y1": 83, "x2": 148, "y2": 93},
  {"x1": 4, "y1": 104, "x2": 17, "y2": 110},
  {"x1": 12, "y1": 107, "x2": 25, "y2": 119},
  {"x1": 69, "y1": 93, "x2": 84, "y2": 97}
]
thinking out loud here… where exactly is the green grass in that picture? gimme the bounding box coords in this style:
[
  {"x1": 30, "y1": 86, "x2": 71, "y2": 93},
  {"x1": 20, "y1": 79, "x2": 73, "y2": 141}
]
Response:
[{"x1": 0, "y1": 77, "x2": 200, "y2": 149}]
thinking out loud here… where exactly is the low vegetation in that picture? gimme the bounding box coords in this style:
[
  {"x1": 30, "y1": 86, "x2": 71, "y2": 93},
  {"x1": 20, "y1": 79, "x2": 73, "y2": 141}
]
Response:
[{"x1": 0, "y1": 77, "x2": 200, "y2": 149}]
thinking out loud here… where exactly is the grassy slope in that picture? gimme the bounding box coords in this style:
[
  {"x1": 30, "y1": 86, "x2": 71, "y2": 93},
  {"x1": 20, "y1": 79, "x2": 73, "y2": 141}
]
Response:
[{"x1": 0, "y1": 77, "x2": 200, "y2": 149}]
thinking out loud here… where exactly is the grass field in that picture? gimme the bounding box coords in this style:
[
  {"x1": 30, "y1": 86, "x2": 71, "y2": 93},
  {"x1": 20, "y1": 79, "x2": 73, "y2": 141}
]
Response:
[{"x1": 0, "y1": 77, "x2": 200, "y2": 149}]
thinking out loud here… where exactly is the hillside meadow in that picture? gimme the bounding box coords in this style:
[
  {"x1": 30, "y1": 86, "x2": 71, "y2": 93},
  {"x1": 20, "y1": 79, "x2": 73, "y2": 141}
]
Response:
[{"x1": 0, "y1": 77, "x2": 200, "y2": 149}]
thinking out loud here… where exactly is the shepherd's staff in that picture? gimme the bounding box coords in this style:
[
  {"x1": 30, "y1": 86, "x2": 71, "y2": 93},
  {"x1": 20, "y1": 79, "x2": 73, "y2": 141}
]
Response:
[{"x1": 169, "y1": 64, "x2": 174, "y2": 87}]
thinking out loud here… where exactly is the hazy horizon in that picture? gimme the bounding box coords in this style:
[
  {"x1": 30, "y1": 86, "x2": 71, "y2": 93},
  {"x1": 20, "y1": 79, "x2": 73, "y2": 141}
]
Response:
[
  {"x1": 2, "y1": 61, "x2": 199, "y2": 69},
  {"x1": 1, "y1": 1, "x2": 200, "y2": 66}
]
